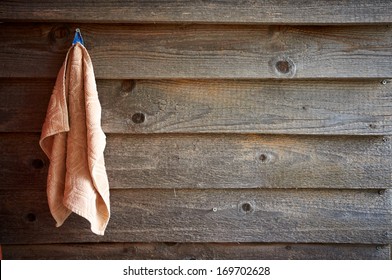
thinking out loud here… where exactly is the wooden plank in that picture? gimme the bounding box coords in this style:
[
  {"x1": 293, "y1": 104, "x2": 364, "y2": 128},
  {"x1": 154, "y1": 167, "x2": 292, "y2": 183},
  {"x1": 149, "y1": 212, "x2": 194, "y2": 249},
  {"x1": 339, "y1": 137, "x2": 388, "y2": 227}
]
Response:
[
  {"x1": 0, "y1": 79, "x2": 52, "y2": 133},
  {"x1": 0, "y1": 188, "x2": 391, "y2": 244},
  {"x1": 1, "y1": 133, "x2": 391, "y2": 190},
  {"x1": 2, "y1": 79, "x2": 392, "y2": 135},
  {"x1": 98, "y1": 79, "x2": 392, "y2": 135},
  {"x1": 2, "y1": 243, "x2": 390, "y2": 260},
  {"x1": 1, "y1": 24, "x2": 392, "y2": 79},
  {"x1": 1, "y1": 0, "x2": 391, "y2": 24}
]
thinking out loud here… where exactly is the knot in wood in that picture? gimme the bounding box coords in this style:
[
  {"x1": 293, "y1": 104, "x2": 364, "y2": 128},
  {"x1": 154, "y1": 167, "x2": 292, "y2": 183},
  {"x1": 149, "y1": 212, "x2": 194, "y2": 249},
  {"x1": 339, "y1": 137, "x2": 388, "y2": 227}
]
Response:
[
  {"x1": 239, "y1": 201, "x2": 255, "y2": 214},
  {"x1": 132, "y1": 112, "x2": 145, "y2": 124},
  {"x1": 49, "y1": 25, "x2": 71, "y2": 52},
  {"x1": 25, "y1": 213, "x2": 36, "y2": 222},
  {"x1": 31, "y1": 158, "x2": 45, "y2": 169},
  {"x1": 276, "y1": 60, "x2": 291, "y2": 74},
  {"x1": 270, "y1": 56, "x2": 296, "y2": 78}
]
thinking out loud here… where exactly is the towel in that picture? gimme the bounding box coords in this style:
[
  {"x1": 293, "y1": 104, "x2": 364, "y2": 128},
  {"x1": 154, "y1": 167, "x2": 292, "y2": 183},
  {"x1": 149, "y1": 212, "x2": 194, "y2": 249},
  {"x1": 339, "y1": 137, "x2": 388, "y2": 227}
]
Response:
[{"x1": 39, "y1": 42, "x2": 110, "y2": 235}]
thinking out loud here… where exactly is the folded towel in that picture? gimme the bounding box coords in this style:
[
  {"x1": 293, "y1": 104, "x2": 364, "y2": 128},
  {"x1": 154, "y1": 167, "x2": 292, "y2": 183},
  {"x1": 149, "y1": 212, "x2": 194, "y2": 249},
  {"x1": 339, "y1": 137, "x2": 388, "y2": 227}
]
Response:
[{"x1": 39, "y1": 43, "x2": 110, "y2": 235}]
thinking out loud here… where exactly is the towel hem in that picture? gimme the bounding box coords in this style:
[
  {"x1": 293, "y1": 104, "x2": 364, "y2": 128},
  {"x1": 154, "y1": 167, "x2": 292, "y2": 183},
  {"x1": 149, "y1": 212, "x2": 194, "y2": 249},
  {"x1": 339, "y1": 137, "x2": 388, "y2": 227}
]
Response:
[{"x1": 62, "y1": 202, "x2": 109, "y2": 236}]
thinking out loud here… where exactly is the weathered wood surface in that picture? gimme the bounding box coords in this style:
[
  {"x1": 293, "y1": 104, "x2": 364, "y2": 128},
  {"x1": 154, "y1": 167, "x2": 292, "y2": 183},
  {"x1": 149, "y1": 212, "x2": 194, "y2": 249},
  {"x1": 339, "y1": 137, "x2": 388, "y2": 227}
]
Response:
[
  {"x1": 2, "y1": 79, "x2": 392, "y2": 135},
  {"x1": 0, "y1": 79, "x2": 52, "y2": 133},
  {"x1": 0, "y1": 189, "x2": 391, "y2": 244},
  {"x1": 1, "y1": 24, "x2": 392, "y2": 79},
  {"x1": 1, "y1": 0, "x2": 391, "y2": 24},
  {"x1": 1, "y1": 134, "x2": 391, "y2": 190},
  {"x1": 2, "y1": 243, "x2": 390, "y2": 260}
]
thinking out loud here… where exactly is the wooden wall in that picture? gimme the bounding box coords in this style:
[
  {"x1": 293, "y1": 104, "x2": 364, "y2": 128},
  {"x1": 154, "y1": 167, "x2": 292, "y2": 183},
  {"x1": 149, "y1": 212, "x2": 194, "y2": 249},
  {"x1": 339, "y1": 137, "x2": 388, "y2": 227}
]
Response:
[{"x1": 1, "y1": 0, "x2": 392, "y2": 260}]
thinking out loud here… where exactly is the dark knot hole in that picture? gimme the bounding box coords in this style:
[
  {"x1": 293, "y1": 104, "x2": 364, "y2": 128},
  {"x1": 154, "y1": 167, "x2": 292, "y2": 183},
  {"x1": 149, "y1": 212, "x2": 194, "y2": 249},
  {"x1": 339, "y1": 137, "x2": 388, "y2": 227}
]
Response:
[
  {"x1": 32, "y1": 159, "x2": 45, "y2": 169},
  {"x1": 25, "y1": 213, "x2": 37, "y2": 222},
  {"x1": 241, "y1": 202, "x2": 253, "y2": 213},
  {"x1": 275, "y1": 60, "x2": 291, "y2": 74},
  {"x1": 132, "y1": 112, "x2": 145, "y2": 124}
]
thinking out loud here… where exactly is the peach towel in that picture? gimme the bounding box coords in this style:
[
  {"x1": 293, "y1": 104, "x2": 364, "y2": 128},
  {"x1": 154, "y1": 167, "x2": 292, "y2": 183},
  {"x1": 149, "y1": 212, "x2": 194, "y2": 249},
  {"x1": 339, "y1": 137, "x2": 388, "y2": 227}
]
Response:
[{"x1": 39, "y1": 43, "x2": 110, "y2": 235}]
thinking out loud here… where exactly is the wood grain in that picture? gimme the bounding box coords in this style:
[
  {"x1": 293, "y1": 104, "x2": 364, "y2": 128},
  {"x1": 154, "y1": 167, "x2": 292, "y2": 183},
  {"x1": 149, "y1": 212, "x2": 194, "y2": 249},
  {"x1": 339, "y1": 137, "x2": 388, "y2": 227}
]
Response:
[
  {"x1": 2, "y1": 79, "x2": 392, "y2": 135},
  {"x1": 0, "y1": 188, "x2": 391, "y2": 244},
  {"x1": 0, "y1": 79, "x2": 52, "y2": 133},
  {"x1": 1, "y1": 0, "x2": 391, "y2": 24},
  {"x1": 2, "y1": 243, "x2": 390, "y2": 260},
  {"x1": 1, "y1": 133, "x2": 391, "y2": 190},
  {"x1": 1, "y1": 24, "x2": 392, "y2": 79}
]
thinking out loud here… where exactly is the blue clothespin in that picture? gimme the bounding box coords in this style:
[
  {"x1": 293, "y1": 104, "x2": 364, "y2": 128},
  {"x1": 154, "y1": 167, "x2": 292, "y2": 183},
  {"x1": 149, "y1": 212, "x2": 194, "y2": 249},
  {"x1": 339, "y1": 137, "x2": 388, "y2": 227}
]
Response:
[{"x1": 72, "y1": 28, "x2": 84, "y2": 46}]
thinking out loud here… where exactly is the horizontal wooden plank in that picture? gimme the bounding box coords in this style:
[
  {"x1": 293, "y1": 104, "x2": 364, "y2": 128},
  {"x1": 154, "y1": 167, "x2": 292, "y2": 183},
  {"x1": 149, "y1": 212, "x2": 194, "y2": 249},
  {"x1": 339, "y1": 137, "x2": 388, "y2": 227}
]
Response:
[
  {"x1": 2, "y1": 243, "x2": 390, "y2": 260},
  {"x1": 0, "y1": 79, "x2": 52, "y2": 133},
  {"x1": 1, "y1": 133, "x2": 391, "y2": 190},
  {"x1": 0, "y1": 188, "x2": 391, "y2": 244},
  {"x1": 1, "y1": 0, "x2": 391, "y2": 24},
  {"x1": 1, "y1": 79, "x2": 392, "y2": 135},
  {"x1": 1, "y1": 24, "x2": 392, "y2": 79}
]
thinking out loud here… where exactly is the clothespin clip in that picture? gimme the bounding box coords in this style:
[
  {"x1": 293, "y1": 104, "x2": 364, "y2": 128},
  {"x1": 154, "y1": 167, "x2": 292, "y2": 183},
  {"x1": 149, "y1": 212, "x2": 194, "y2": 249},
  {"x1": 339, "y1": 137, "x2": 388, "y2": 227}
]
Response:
[{"x1": 72, "y1": 28, "x2": 84, "y2": 46}]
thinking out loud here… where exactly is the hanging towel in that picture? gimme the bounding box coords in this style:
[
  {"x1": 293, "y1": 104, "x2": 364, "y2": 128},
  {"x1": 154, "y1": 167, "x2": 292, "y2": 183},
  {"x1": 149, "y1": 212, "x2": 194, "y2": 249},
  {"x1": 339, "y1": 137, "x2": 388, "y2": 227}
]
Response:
[{"x1": 39, "y1": 42, "x2": 110, "y2": 235}]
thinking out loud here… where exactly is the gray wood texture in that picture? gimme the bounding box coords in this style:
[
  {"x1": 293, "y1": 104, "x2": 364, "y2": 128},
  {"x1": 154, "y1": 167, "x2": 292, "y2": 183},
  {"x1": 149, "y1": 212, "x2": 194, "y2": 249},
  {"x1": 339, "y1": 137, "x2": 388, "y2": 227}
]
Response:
[
  {"x1": 1, "y1": 79, "x2": 392, "y2": 135},
  {"x1": 1, "y1": 24, "x2": 392, "y2": 79},
  {"x1": 1, "y1": 1, "x2": 392, "y2": 258},
  {"x1": 1, "y1": 189, "x2": 391, "y2": 244},
  {"x1": 1, "y1": 0, "x2": 391, "y2": 24},
  {"x1": 1, "y1": 133, "x2": 391, "y2": 190},
  {"x1": 2, "y1": 243, "x2": 390, "y2": 260}
]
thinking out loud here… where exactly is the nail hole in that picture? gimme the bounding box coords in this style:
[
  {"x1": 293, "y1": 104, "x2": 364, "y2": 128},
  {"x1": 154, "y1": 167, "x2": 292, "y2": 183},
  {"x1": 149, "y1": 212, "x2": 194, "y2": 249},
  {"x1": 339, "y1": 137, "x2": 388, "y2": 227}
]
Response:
[
  {"x1": 32, "y1": 159, "x2": 44, "y2": 169},
  {"x1": 285, "y1": 245, "x2": 292, "y2": 250},
  {"x1": 259, "y1": 154, "x2": 268, "y2": 162},
  {"x1": 378, "y1": 189, "x2": 385, "y2": 195},
  {"x1": 302, "y1": 106, "x2": 307, "y2": 110},
  {"x1": 369, "y1": 124, "x2": 377, "y2": 129},
  {"x1": 25, "y1": 213, "x2": 36, "y2": 222},
  {"x1": 276, "y1": 60, "x2": 291, "y2": 74},
  {"x1": 241, "y1": 202, "x2": 252, "y2": 213},
  {"x1": 132, "y1": 112, "x2": 145, "y2": 124}
]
